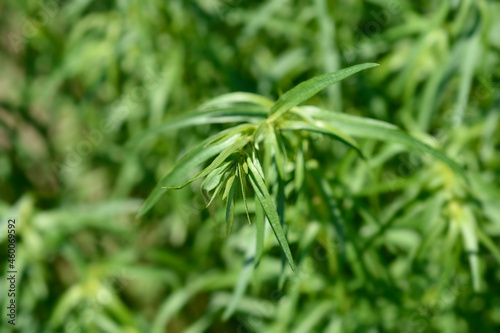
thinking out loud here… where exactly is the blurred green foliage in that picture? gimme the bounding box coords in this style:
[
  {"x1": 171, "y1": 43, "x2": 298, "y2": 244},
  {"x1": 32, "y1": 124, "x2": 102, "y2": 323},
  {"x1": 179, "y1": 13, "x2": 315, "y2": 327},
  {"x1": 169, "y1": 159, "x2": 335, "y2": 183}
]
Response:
[{"x1": 0, "y1": 0, "x2": 499, "y2": 332}]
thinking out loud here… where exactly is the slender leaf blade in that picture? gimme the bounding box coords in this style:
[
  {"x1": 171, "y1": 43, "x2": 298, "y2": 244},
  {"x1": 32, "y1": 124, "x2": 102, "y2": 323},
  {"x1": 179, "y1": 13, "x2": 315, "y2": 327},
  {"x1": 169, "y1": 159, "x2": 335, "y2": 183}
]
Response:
[
  {"x1": 247, "y1": 155, "x2": 296, "y2": 271},
  {"x1": 128, "y1": 107, "x2": 265, "y2": 148},
  {"x1": 199, "y1": 92, "x2": 274, "y2": 109},
  {"x1": 298, "y1": 106, "x2": 466, "y2": 180},
  {"x1": 137, "y1": 133, "x2": 239, "y2": 217},
  {"x1": 165, "y1": 136, "x2": 251, "y2": 190},
  {"x1": 269, "y1": 63, "x2": 379, "y2": 121},
  {"x1": 268, "y1": 123, "x2": 286, "y2": 179},
  {"x1": 238, "y1": 163, "x2": 252, "y2": 224},
  {"x1": 280, "y1": 119, "x2": 363, "y2": 157},
  {"x1": 225, "y1": 179, "x2": 238, "y2": 237}
]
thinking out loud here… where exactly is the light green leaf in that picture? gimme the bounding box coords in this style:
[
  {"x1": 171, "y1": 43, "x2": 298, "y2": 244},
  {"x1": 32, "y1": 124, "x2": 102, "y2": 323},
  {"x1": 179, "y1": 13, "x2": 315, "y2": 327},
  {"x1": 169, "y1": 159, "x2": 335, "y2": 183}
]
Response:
[
  {"x1": 199, "y1": 92, "x2": 274, "y2": 109},
  {"x1": 201, "y1": 162, "x2": 231, "y2": 192},
  {"x1": 165, "y1": 135, "x2": 251, "y2": 190},
  {"x1": 279, "y1": 119, "x2": 363, "y2": 158},
  {"x1": 137, "y1": 132, "x2": 239, "y2": 217},
  {"x1": 225, "y1": 178, "x2": 238, "y2": 237},
  {"x1": 269, "y1": 63, "x2": 379, "y2": 121},
  {"x1": 459, "y1": 206, "x2": 480, "y2": 291},
  {"x1": 238, "y1": 163, "x2": 251, "y2": 224},
  {"x1": 127, "y1": 106, "x2": 265, "y2": 147},
  {"x1": 205, "y1": 174, "x2": 228, "y2": 208},
  {"x1": 222, "y1": 174, "x2": 236, "y2": 200},
  {"x1": 294, "y1": 141, "x2": 306, "y2": 193},
  {"x1": 255, "y1": 204, "x2": 265, "y2": 266}
]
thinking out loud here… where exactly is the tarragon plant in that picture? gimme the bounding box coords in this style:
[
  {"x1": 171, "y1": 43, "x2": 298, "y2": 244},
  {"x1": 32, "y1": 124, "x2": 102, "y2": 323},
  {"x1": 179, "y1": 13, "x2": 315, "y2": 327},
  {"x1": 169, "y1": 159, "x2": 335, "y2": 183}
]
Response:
[{"x1": 137, "y1": 63, "x2": 464, "y2": 273}]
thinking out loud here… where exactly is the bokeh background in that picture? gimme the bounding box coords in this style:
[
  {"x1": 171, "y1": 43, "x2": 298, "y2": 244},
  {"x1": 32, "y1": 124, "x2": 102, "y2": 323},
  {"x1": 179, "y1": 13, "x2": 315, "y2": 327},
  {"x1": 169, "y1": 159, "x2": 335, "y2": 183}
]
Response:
[{"x1": 1, "y1": 0, "x2": 499, "y2": 332}]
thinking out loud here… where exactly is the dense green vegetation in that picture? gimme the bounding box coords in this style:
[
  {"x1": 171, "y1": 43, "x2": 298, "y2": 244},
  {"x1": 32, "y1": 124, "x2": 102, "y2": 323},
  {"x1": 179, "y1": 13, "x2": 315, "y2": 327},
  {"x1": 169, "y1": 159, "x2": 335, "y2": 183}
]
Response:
[{"x1": 0, "y1": 0, "x2": 499, "y2": 332}]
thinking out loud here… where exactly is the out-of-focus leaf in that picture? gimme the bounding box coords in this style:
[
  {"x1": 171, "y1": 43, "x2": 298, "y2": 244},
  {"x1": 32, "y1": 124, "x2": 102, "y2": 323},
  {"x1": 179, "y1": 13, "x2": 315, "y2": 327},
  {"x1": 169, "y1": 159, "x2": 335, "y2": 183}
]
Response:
[
  {"x1": 199, "y1": 92, "x2": 274, "y2": 109},
  {"x1": 127, "y1": 107, "x2": 265, "y2": 147},
  {"x1": 222, "y1": 229, "x2": 256, "y2": 320}
]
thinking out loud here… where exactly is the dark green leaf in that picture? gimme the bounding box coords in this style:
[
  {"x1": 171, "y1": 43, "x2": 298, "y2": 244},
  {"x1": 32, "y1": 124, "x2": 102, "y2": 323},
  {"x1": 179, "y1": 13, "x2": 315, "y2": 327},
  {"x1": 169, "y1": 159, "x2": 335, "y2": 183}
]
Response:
[{"x1": 247, "y1": 155, "x2": 296, "y2": 272}]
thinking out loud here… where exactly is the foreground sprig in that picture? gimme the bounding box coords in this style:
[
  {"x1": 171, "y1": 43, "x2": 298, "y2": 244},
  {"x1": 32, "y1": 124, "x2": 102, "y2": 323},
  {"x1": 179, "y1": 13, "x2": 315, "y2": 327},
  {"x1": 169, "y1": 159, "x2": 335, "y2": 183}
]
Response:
[{"x1": 137, "y1": 63, "x2": 465, "y2": 273}]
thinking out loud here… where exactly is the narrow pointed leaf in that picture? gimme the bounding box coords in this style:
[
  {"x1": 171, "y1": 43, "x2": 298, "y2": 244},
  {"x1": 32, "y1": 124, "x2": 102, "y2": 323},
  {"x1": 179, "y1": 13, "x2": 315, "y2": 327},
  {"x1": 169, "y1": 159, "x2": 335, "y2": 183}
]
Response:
[
  {"x1": 165, "y1": 136, "x2": 251, "y2": 190},
  {"x1": 255, "y1": 204, "x2": 265, "y2": 265},
  {"x1": 199, "y1": 92, "x2": 274, "y2": 109},
  {"x1": 137, "y1": 133, "x2": 239, "y2": 217},
  {"x1": 459, "y1": 206, "x2": 480, "y2": 291},
  {"x1": 280, "y1": 119, "x2": 363, "y2": 158},
  {"x1": 205, "y1": 176, "x2": 227, "y2": 208},
  {"x1": 247, "y1": 155, "x2": 296, "y2": 272},
  {"x1": 238, "y1": 163, "x2": 252, "y2": 224},
  {"x1": 225, "y1": 179, "x2": 238, "y2": 237},
  {"x1": 297, "y1": 106, "x2": 466, "y2": 180},
  {"x1": 222, "y1": 174, "x2": 236, "y2": 200},
  {"x1": 268, "y1": 123, "x2": 286, "y2": 179},
  {"x1": 269, "y1": 63, "x2": 379, "y2": 121},
  {"x1": 202, "y1": 162, "x2": 231, "y2": 192}
]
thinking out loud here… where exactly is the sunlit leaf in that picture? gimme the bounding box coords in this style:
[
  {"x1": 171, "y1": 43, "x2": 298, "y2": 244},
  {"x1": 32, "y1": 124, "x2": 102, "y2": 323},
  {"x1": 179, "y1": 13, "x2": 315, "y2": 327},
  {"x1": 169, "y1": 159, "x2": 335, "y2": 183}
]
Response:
[
  {"x1": 269, "y1": 63, "x2": 379, "y2": 121},
  {"x1": 137, "y1": 132, "x2": 240, "y2": 217}
]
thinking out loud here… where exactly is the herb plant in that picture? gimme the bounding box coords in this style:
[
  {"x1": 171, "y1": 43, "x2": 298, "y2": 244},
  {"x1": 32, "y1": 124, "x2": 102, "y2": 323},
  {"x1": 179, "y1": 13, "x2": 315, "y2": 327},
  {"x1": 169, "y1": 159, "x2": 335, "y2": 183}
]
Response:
[
  {"x1": 139, "y1": 63, "x2": 465, "y2": 282},
  {"x1": 2, "y1": 1, "x2": 499, "y2": 331}
]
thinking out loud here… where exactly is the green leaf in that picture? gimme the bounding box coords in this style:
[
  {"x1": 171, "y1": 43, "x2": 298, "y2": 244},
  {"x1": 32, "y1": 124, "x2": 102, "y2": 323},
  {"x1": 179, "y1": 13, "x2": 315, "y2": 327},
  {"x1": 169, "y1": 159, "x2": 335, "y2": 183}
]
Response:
[
  {"x1": 225, "y1": 178, "x2": 238, "y2": 237},
  {"x1": 137, "y1": 132, "x2": 240, "y2": 217},
  {"x1": 202, "y1": 163, "x2": 231, "y2": 215},
  {"x1": 238, "y1": 163, "x2": 252, "y2": 224},
  {"x1": 291, "y1": 301, "x2": 334, "y2": 333},
  {"x1": 165, "y1": 135, "x2": 251, "y2": 190},
  {"x1": 205, "y1": 123, "x2": 255, "y2": 147},
  {"x1": 298, "y1": 106, "x2": 466, "y2": 180},
  {"x1": 222, "y1": 174, "x2": 236, "y2": 200},
  {"x1": 151, "y1": 274, "x2": 226, "y2": 333},
  {"x1": 222, "y1": 229, "x2": 256, "y2": 320},
  {"x1": 294, "y1": 141, "x2": 306, "y2": 193},
  {"x1": 247, "y1": 155, "x2": 296, "y2": 272},
  {"x1": 255, "y1": 203, "x2": 265, "y2": 266},
  {"x1": 199, "y1": 92, "x2": 274, "y2": 109},
  {"x1": 48, "y1": 285, "x2": 84, "y2": 326},
  {"x1": 475, "y1": 225, "x2": 500, "y2": 265},
  {"x1": 268, "y1": 63, "x2": 379, "y2": 121},
  {"x1": 127, "y1": 106, "x2": 266, "y2": 148},
  {"x1": 279, "y1": 119, "x2": 363, "y2": 158},
  {"x1": 309, "y1": 166, "x2": 345, "y2": 255},
  {"x1": 201, "y1": 162, "x2": 231, "y2": 192},
  {"x1": 268, "y1": 123, "x2": 286, "y2": 179},
  {"x1": 459, "y1": 206, "x2": 480, "y2": 291},
  {"x1": 251, "y1": 149, "x2": 266, "y2": 180},
  {"x1": 205, "y1": 174, "x2": 228, "y2": 208}
]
